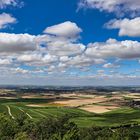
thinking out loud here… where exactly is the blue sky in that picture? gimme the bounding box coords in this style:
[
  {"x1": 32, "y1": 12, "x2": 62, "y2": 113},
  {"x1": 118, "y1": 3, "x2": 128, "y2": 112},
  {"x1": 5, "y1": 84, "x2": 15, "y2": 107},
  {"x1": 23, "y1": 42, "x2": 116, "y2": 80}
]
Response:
[{"x1": 0, "y1": 0, "x2": 140, "y2": 86}]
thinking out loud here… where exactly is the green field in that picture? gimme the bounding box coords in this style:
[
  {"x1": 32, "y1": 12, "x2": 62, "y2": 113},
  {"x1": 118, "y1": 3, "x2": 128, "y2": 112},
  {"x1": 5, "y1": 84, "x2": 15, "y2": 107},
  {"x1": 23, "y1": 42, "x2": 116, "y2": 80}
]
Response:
[
  {"x1": 0, "y1": 98, "x2": 94, "y2": 121},
  {"x1": 1, "y1": 98, "x2": 140, "y2": 130}
]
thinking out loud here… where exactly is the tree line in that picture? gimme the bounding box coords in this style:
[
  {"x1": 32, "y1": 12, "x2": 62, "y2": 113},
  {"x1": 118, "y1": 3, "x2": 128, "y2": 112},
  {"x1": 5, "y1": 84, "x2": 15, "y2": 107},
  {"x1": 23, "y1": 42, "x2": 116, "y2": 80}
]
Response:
[{"x1": 0, "y1": 113, "x2": 139, "y2": 140}]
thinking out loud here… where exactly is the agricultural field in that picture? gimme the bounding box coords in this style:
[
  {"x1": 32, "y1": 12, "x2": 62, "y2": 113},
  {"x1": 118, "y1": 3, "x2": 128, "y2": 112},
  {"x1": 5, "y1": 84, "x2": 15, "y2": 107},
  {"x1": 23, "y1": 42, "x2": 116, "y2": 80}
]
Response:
[{"x1": 0, "y1": 88, "x2": 140, "y2": 132}]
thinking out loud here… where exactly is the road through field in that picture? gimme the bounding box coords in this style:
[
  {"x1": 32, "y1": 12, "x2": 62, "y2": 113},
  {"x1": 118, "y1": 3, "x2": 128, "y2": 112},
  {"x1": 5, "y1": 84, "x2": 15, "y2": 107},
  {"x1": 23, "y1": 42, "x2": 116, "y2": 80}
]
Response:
[{"x1": 7, "y1": 106, "x2": 14, "y2": 119}]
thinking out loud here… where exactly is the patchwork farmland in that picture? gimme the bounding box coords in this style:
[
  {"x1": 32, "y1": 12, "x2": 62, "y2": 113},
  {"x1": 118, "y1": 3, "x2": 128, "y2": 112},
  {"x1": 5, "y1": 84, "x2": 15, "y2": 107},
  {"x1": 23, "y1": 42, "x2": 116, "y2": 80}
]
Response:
[{"x1": 1, "y1": 88, "x2": 140, "y2": 130}]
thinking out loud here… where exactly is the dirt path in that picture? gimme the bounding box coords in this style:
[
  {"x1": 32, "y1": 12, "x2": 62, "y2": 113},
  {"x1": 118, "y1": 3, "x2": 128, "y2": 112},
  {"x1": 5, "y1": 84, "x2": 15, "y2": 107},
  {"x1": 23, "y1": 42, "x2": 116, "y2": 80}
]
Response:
[
  {"x1": 7, "y1": 106, "x2": 14, "y2": 119},
  {"x1": 19, "y1": 108, "x2": 33, "y2": 119}
]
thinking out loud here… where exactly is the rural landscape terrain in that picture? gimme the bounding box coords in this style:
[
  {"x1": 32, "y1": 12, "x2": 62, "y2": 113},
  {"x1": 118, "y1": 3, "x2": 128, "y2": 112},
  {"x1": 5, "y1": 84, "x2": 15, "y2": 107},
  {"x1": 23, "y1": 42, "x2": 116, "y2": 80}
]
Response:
[
  {"x1": 1, "y1": 86, "x2": 140, "y2": 139},
  {"x1": 1, "y1": 0, "x2": 140, "y2": 139}
]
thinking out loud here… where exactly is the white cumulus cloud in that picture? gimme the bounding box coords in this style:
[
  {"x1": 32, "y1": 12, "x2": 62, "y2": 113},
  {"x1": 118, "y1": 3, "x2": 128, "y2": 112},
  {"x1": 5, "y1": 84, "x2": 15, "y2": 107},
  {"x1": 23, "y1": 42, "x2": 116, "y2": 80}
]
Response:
[
  {"x1": 0, "y1": 33, "x2": 37, "y2": 53},
  {"x1": 0, "y1": 13, "x2": 17, "y2": 29},
  {"x1": 78, "y1": 0, "x2": 140, "y2": 17},
  {"x1": 0, "y1": 0, "x2": 23, "y2": 9},
  {"x1": 105, "y1": 18, "x2": 140, "y2": 37},
  {"x1": 86, "y1": 39, "x2": 140, "y2": 59},
  {"x1": 43, "y1": 21, "x2": 82, "y2": 40}
]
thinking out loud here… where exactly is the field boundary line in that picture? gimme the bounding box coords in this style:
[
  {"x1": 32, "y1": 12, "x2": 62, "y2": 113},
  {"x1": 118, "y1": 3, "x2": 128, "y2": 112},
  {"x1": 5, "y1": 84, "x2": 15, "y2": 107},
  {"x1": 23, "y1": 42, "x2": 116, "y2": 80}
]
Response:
[
  {"x1": 29, "y1": 109, "x2": 46, "y2": 118},
  {"x1": 19, "y1": 108, "x2": 33, "y2": 119},
  {"x1": 34, "y1": 110, "x2": 47, "y2": 117}
]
